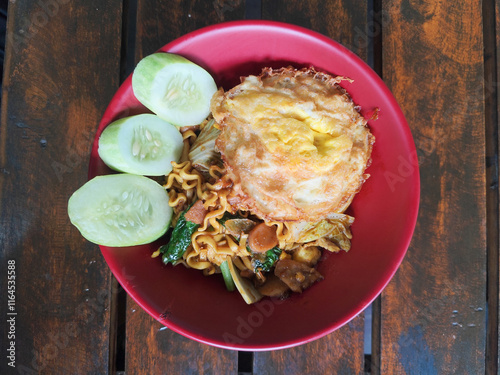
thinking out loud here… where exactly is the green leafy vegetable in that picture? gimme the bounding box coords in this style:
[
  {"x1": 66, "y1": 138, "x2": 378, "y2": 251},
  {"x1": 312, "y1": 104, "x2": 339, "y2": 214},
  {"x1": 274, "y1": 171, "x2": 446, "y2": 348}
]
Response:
[
  {"x1": 160, "y1": 202, "x2": 199, "y2": 264},
  {"x1": 252, "y1": 246, "x2": 282, "y2": 273},
  {"x1": 220, "y1": 260, "x2": 236, "y2": 292}
]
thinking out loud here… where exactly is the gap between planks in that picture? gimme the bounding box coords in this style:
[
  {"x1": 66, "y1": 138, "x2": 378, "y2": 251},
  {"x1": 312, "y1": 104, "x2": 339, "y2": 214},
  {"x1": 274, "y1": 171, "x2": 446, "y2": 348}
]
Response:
[
  {"x1": 367, "y1": 0, "x2": 382, "y2": 373},
  {"x1": 483, "y1": 0, "x2": 500, "y2": 374},
  {"x1": 110, "y1": 0, "x2": 138, "y2": 373}
]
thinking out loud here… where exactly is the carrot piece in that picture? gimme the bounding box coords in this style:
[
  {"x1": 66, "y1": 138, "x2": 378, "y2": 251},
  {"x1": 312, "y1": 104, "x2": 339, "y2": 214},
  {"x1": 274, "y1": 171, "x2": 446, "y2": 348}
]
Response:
[
  {"x1": 184, "y1": 200, "x2": 207, "y2": 225},
  {"x1": 248, "y1": 223, "x2": 278, "y2": 253}
]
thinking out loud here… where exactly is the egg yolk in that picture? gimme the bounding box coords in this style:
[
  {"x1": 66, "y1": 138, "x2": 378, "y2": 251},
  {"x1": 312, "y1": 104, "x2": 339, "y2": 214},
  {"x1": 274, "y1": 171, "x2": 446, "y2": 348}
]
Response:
[{"x1": 226, "y1": 90, "x2": 354, "y2": 170}]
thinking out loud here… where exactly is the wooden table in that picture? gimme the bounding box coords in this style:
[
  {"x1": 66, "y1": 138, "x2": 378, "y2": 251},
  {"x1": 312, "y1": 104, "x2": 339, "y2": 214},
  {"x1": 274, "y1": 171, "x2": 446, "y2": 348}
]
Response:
[{"x1": 1, "y1": 0, "x2": 498, "y2": 374}]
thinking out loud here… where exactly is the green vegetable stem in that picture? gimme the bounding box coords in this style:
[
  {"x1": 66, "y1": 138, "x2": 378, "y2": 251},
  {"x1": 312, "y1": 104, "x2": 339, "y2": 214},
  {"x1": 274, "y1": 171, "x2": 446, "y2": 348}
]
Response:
[{"x1": 220, "y1": 259, "x2": 236, "y2": 292}]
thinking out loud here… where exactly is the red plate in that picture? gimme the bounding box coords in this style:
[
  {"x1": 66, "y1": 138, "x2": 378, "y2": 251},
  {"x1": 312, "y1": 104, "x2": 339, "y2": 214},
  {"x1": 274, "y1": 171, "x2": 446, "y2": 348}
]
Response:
[{"x1": 89, "y1": 20, "x2": 419, "y2": 351}]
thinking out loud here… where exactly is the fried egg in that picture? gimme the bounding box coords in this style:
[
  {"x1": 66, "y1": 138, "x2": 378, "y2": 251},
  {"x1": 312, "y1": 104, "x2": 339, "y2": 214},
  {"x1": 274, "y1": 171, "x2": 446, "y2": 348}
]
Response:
[{"x1": 211, "y1": 67, "x2": 374, "y2": 222}]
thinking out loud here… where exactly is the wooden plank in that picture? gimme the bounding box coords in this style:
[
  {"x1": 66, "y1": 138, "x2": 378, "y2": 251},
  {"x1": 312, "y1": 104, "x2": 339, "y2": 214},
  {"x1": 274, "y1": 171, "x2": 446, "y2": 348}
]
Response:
[
  {"x1": 126, "y1": 299, "x2": 237, "y2": 374},
  {"x1": 134, "y1": 0, "x2": 246, "y2": 61},
  {"x1": 253, "y1": 318, "x2": 365, "y2": 375},
  {"x1": 380, "y1": 1, "x2": 487, "y2": 374},
  {"x1": 262, "y1": 0, "x2": 369, "y2": 61},
  {"x1": 124, "y1": 1, "x2": 244, "y2": 373},
  {"x1": 253, "y1": 1, "x2": 368, "y2": 374},
  {"x1": 0, "y1": 0, "x2": 123, "y2": 374}
]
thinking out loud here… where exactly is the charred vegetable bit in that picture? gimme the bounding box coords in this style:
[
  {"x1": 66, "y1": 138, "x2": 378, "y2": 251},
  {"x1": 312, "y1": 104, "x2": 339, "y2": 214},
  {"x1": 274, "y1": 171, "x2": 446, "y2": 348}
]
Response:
[
  {"x1": 217, "y1": 211, "x2": 245, "y2": 226},
  {"x1": 216, "y1": 212, "x2": 255, "y2": 237},
  {"x1": 160, "y1": 202, "x2": 199, "y2": 264},
  {"x1": 252, "y1": 246, "x2": 282, "y2": 273},
  {"x1": 257, "y1": 274, "x2": 290, "y2": 298},
  {"x1": 224, "y1": 219, "x2": 256, "y2": 237}
]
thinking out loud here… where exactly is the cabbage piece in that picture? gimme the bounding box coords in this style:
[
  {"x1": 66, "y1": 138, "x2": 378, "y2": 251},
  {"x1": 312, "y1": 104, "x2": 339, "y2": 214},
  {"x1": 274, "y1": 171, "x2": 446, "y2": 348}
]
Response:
[
  {"x1": 325, "y1": 214, "x2": 354, "y2": 251},
  {"x1": 226, "y1": 257, "x2": 263, "y2": 304},
  {"x1": 188, "y1": 119, "x2": 222, "y2": 175},
  {"x1": 287, "y1": 213, "x2": 354, "y2": 251}
]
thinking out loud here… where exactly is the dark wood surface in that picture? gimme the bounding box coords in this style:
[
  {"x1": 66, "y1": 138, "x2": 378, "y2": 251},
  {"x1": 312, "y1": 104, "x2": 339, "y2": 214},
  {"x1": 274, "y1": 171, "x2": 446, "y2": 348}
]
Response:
[
  {"x1": 1, "y1": 1, "x2": 123, "y2": 374},
  {"x1": 0, "y1": 1, "x2": 498, "y2": 374},
  {"x1": 380, "y1": 1, "x2": 488, "y2": 374}
]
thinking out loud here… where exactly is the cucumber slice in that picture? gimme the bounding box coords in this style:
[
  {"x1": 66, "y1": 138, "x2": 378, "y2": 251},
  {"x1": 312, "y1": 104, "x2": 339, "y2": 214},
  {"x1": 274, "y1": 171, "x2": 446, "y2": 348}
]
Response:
[
  {"x1": 68, "y1": 174, "x2": 172, "y2": 247},
  {"x1": 98, "y1": 114, "x2": 183, "y2": 176},
  {"x1": 132, "y1": 53, "x2": 217, "y2": 127}
]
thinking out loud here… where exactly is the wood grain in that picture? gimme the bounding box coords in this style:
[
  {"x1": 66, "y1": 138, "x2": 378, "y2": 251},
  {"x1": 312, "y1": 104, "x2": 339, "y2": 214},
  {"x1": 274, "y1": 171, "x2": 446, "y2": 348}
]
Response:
[
  {"x1": 262, "y1": 0, "x2": 369, "y2": 61},
  {"x1": 134, "y1": 0, "x2": 245, "y2": 61},
  {"x1": 124, "y1": 1, "x2": 244, "y2": 373},
  {"x1": 253, "y1": 318, "x2": 365, "y2": 375},
  {"x1": 125, "y1": 299, "x2": 237, "y2": 374},
  {"x1": 254, "y1": 1, "x2": 368, "y2": 374},
  {"x1": 380, "y1": 1, "x2": 487, "y2": 373},
  {"x1": 0, "y1": 0, "x2": 122, "y2": 374},
  {"x1": 0, "y1": 0, "x2": 495, "y2": 374}
]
